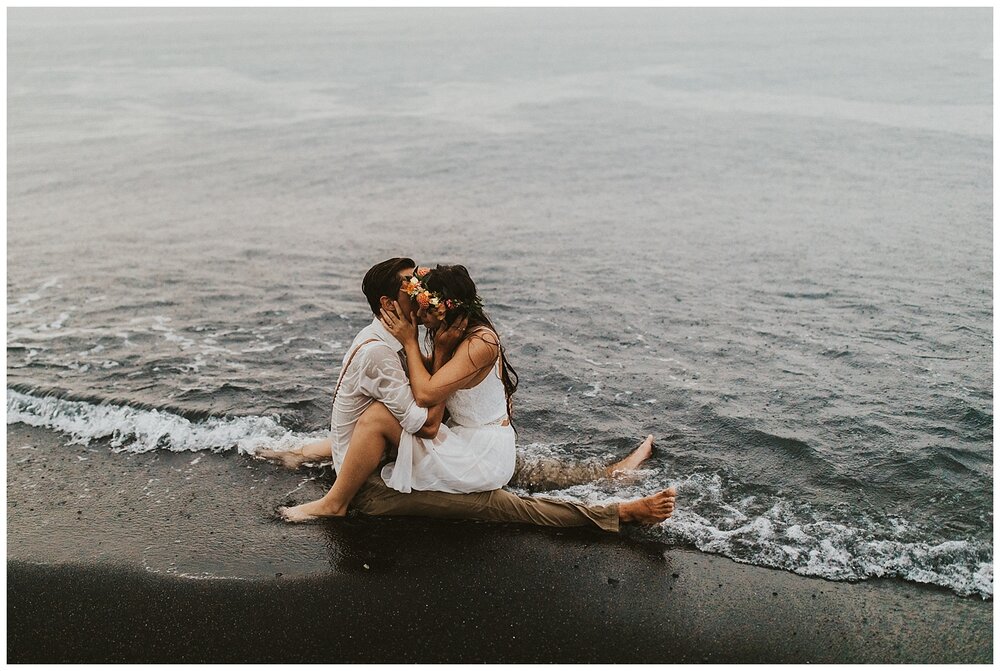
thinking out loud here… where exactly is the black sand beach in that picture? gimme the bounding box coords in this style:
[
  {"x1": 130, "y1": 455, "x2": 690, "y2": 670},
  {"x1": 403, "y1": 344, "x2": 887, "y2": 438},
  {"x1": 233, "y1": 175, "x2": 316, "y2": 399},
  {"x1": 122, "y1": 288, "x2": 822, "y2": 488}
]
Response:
[{"x1": 6, "y1": 423, "x2": 992, "y2": 663}]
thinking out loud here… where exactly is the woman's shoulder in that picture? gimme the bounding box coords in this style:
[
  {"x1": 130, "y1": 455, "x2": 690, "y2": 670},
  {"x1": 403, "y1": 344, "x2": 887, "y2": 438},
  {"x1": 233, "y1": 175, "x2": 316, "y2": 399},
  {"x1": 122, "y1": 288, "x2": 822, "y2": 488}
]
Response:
[
  {"x1": 465, "y1": 325, "x2": 499, "y2": 343},
  {"x1": 460, "y1": 326, "x2": 501, "y2": 366}
]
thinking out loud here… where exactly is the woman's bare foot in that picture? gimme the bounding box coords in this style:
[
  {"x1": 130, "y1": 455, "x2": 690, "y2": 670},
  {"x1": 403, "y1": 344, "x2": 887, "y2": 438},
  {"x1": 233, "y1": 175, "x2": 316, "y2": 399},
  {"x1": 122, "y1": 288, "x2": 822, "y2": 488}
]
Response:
[
  {"x1": 277, "y1": 499, "x2": 348, "y2": 523},
  {"x1": 608, "y1": 434, "x2": 655, "y2": 476},
  {"x1": 257, "y1": 448, "x2": 312, "y2": 469},
  {"x1": 618, "y1": 487, "x2": 677, "y2": 525}
]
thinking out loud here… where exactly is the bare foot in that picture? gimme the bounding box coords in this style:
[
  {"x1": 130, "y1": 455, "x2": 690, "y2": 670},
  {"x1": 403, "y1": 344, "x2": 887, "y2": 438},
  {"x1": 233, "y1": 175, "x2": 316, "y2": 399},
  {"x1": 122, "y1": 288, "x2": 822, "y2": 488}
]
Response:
[
  {"x1": 277, "y1": 499, "x2": 348, "y2": 523},
  {"x1": 257, "y1": 448, "x2": 312, "y2": 469},
  {"x1": 618, "y1": 487, "x2": 677, "y2": 525},
  {"x1": 608, "y1": 434, "x2": 655, "y2": 476}
]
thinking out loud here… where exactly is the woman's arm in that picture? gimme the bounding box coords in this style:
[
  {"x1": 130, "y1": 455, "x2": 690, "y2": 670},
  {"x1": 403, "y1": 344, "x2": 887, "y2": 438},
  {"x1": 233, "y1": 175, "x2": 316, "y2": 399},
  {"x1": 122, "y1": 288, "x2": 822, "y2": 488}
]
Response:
[
  {"x1": 380, "y1": 304, "x2": 495, "y2": 408},
  {"x1": 404, "y1": 334, "x2": 498, "y2": 407},
  {"x1": 424, "y1": 312, "x2": 467, "y2": 373},
  {"x1": 411, "y1": 340, "x2": 452, "y2": 430}
]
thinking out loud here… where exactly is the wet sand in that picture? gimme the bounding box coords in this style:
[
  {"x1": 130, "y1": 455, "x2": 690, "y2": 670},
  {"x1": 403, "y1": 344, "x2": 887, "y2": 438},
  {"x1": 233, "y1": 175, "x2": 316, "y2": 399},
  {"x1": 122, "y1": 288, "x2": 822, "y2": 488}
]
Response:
[{"x1": 6, "y1": 423, "x2": 992, "y2": 663}]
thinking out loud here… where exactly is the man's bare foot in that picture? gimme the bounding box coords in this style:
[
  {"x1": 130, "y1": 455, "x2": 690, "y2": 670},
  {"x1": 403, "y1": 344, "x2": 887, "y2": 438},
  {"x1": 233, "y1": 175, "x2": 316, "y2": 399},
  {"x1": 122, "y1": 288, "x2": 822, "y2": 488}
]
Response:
[
  {"x1": 277, "y1": 499, "x2": 348, "y2": 523},
  {"x1": 608, "y1": 434, "x2": 655, "y2": 476},
  {"x1": 257, "y1": 448, "x2": 311, "y2": 469},
  {"x1": 618, "y1": 487, "x2": 677, "y2": 525}
]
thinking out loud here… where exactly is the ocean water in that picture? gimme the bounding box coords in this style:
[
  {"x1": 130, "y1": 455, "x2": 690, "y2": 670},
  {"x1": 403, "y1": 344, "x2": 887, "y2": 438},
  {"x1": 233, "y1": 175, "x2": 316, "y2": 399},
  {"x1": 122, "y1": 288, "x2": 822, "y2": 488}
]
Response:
[{"x1": 7, "y1": 9, "x2": 992, "y2": 598}]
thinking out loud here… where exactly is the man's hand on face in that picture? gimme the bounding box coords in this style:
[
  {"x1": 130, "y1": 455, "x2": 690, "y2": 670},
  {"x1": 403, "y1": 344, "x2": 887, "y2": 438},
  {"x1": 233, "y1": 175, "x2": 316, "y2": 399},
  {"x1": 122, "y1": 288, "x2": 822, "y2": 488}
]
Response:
[{"x1": 433, "y1": 315, "x2": 469, "y2": 357}]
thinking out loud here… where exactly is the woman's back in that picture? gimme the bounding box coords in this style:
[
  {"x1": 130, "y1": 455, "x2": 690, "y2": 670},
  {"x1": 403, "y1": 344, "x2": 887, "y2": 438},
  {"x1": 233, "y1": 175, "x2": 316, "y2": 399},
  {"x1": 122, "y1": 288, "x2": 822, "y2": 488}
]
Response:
[{"x1": 447, "y1": 358, "x2": 508, "y2": 427}]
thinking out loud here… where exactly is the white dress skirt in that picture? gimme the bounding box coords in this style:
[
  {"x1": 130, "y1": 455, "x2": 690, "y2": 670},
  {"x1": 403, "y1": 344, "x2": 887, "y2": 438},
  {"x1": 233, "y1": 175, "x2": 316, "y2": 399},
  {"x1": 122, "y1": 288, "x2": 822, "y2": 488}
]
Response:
[{"x1": 381, "y1": 361, "x2": 515, "y2": 494}]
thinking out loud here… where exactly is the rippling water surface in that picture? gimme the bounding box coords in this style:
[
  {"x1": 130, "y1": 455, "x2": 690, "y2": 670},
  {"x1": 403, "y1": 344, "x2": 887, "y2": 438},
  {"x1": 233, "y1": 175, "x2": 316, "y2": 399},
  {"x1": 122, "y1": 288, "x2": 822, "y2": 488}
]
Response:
[{"x1": 7, "y1": 8, "x2": 993, "y2": 597}]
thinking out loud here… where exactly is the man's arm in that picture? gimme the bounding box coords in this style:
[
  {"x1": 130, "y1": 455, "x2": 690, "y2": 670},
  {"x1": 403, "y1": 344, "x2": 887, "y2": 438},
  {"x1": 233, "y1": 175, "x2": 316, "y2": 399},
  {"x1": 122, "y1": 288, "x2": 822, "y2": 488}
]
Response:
[
  {"x1": 415, "y1": 402, "x2": 445, "y2": 438},
  {"x1": 358, "y1": 345, "x2": 445, "y2": 439}
]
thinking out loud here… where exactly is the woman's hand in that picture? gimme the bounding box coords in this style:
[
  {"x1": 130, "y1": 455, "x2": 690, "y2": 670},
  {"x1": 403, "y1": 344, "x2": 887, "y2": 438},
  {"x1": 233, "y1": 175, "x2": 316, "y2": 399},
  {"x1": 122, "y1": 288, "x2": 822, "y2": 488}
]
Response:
[
  {"x1": 433, "y1": 315, "x2": 469, "y2": 357},
  {"x1": 379, "y1": 301, "x2": 418, "y2": 345}
]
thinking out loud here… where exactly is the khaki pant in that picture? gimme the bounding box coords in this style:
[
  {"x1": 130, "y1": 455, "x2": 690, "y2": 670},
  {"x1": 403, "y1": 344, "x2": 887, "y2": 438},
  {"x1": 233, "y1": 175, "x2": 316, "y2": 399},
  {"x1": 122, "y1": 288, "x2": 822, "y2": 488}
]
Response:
[{"x1": 353, "y1": 473, "x2": 619, "y2": 533}]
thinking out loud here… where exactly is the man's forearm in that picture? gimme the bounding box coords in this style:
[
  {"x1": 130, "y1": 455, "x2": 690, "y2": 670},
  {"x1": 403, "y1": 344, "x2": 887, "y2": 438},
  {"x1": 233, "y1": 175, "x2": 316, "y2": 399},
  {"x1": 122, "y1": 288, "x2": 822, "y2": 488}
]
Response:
[{"x1": 415, "y1": 402, "x2": 446, "y2": 438}]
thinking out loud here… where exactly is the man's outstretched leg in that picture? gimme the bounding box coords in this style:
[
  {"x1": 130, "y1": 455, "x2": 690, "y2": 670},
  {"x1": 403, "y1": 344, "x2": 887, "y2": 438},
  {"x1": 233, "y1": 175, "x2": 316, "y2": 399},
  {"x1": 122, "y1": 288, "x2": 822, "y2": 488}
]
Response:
[{"x1": 353, "y1": 474, "x2": 677, "y2": 533}]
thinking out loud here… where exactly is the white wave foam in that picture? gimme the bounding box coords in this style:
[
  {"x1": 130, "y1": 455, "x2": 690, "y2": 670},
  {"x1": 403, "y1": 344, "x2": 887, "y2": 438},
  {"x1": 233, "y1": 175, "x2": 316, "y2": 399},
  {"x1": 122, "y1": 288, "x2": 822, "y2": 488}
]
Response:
[
  {"x1": 509, "y1": 449, "x2": 992, "y2": 599},
  {"x1": 7, "y1": 389, "x2": 323, "y2": 455},
  {"x1": 8, "y1": 397, "x2": 993, "y2": 599},
  {"x1": 664, "y1": 491, "x2": 993, "y2": 599}
]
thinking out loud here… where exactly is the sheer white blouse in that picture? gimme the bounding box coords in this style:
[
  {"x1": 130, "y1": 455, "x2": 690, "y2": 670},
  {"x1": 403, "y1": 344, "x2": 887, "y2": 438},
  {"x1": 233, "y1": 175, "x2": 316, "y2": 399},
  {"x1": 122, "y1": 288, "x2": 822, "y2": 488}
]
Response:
[{"x1": 329, "y1": 318, "x2": 428, "y2": 473}]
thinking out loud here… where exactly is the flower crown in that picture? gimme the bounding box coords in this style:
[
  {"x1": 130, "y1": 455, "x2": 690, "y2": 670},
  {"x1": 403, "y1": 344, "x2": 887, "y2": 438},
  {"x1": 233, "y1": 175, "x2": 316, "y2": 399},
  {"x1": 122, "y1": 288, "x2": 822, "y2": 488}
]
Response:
[{"x1": 402, "y1": 266, "x2": 482, "y2": 320}]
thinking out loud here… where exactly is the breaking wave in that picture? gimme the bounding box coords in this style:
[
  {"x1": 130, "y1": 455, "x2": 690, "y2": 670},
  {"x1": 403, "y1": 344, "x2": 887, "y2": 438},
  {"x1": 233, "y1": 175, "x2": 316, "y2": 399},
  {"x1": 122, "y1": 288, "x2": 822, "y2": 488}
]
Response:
[
  {"x1": 7, "y1": 389, "x2": 992, "y2": 599},
  {"x1": 7, "y1": 389, "x2": 322, "y2": 455},
  {"x1": 513, "y1": 445, "x2": 993, "y2": 600}
]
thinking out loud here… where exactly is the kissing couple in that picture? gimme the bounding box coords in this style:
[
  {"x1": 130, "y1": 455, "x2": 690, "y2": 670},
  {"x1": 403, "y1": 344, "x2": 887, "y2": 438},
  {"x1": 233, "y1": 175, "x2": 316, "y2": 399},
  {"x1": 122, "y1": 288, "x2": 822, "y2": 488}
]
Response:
[{"x1": 261, "y1": 257, "x2": 677, "y2": 532}]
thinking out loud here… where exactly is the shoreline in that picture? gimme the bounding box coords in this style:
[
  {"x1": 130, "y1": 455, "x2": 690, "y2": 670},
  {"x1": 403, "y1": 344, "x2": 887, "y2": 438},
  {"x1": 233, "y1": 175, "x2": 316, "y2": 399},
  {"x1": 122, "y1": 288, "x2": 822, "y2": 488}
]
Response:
[{"x1": 6, "y1": 423, "x2": 993, "y2": 663}]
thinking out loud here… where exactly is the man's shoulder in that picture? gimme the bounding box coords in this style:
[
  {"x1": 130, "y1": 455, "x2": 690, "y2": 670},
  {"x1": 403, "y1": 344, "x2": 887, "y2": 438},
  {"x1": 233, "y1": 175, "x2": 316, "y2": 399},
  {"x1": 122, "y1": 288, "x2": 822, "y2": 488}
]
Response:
[
  {"x1": 351, "y1": 322, "x2": 386, "y2": 349},
  {"x1": 351, "y1": 335, "x2": 396, "y2": 366}
]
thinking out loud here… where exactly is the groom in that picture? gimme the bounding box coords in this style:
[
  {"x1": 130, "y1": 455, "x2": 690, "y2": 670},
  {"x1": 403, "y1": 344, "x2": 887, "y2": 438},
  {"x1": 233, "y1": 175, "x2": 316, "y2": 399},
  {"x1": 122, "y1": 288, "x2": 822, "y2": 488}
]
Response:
[{"x1": 271, "y1": 257, "x2": 676, "y2": 529}]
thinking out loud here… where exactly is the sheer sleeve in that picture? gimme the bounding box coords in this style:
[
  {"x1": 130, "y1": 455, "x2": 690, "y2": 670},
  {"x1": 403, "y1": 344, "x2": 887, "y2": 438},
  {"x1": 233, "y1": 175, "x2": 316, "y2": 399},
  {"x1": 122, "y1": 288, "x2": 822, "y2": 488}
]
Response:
[{"x1": 357, "y1": 345, "x2": 428, "y2": 435}]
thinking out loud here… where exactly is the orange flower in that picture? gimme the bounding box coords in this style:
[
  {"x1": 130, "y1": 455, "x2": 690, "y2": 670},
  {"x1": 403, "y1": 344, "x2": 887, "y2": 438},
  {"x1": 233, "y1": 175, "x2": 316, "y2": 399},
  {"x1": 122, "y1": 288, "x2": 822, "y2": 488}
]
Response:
[
  {"x1": 416, "y1": 267, "x2": 431, "y2": 277},
  {"x1": 416, "y1": 292, "x2": 431, "y2": 308}
]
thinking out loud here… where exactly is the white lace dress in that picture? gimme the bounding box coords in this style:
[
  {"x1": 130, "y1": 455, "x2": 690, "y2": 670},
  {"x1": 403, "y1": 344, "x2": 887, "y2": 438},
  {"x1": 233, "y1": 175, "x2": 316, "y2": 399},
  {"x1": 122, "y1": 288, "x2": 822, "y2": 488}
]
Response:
[{"x1": 381, "y1": 359, "x2": 516, "y2": 494}]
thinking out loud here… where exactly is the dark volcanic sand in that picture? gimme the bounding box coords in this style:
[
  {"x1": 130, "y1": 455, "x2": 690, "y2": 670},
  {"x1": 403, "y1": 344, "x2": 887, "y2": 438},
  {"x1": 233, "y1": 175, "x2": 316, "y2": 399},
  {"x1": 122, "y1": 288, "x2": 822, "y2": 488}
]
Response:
[{"x1": 7, "y1": 424, "x2": 992, "y2": 663}]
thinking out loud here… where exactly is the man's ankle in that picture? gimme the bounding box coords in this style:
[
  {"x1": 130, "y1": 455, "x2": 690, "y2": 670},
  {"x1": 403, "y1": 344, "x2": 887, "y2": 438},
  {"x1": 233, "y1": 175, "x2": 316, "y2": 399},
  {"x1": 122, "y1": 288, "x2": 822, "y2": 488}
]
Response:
[{"x1": 617, "y1": 501, "x2": 634, "y2": 522}]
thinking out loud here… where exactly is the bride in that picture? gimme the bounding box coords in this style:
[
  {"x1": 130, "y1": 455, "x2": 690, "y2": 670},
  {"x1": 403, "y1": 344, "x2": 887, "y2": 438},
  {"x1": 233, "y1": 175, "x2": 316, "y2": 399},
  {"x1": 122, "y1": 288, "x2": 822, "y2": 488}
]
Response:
[{"x1": 377, "y1": 264, "x2": 518, "y2": 493}]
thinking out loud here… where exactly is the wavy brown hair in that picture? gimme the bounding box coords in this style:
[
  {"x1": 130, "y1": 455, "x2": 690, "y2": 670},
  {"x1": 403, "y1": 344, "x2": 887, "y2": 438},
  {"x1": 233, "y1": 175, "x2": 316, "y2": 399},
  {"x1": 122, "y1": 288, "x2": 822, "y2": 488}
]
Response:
[
  {"x1": 362, "y1": 257, "x2": 415, "y2": 315},
  {"x1": 422, "y1": 264, "x2": 519, "y2": 421}
]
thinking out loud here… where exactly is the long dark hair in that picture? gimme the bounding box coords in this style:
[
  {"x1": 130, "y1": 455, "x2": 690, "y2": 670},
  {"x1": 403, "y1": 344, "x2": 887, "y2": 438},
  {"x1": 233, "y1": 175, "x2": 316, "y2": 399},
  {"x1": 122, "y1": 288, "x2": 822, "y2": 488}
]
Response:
[{"x1": 422, "y1": 264, "x2": 519, "y2": 420}]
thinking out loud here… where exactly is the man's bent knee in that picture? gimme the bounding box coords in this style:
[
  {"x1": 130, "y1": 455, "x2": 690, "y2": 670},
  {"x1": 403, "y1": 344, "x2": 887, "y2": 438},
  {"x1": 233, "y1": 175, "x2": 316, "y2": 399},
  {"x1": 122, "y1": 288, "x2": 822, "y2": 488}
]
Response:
[
  {"x1": 354, "y1": 402, "x2": 403, "y2": 452},
  {"x1": 356, "y1": 402, "x2": 400, "y2": 431}
]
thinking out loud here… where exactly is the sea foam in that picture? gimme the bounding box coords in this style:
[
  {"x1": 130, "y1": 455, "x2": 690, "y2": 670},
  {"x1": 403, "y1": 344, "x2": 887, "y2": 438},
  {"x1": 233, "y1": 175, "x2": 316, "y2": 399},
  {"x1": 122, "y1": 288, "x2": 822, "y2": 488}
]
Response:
[
  {"x1": 7, "y1": 389, "x2": 993, "y2": 599},
  {"x1": 7, "y1": 389, "x2": 322, "y2": 455},
  {"x1": 513, "y1": 445, "x2": 993, "y2": 600}
]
